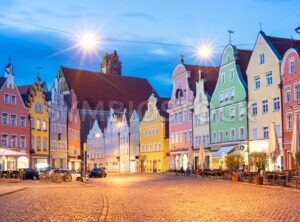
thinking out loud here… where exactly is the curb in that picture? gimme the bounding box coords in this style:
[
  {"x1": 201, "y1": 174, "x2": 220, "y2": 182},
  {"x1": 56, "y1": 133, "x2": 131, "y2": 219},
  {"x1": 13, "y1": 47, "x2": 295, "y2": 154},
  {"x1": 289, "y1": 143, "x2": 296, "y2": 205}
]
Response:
[{"x1": 0, "y1": 187, "x2": 27, "y2": 197}]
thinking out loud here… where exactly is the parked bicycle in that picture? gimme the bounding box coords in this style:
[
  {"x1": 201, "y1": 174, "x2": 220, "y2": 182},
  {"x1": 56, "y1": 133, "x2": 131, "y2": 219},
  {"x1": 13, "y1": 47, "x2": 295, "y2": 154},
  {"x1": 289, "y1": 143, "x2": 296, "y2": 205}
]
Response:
[{"x1": 40, "y1": 169, "x2": 62, "y2": 183}]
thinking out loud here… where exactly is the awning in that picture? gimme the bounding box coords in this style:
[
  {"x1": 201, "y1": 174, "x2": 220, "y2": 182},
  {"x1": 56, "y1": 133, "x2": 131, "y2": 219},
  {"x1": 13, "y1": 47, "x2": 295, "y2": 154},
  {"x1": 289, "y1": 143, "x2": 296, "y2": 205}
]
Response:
[
  {"x1": 0, "y1": 149, "x2": 28, "y2": 156},
  {"x1": 212, "y1": 146, "x2": 236, "y2": 158}
]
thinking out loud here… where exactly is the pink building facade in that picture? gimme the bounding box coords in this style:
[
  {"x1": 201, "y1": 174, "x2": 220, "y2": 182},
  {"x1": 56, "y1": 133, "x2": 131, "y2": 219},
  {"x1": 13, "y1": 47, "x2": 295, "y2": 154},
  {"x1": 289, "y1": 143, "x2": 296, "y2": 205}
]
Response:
[
  {"x1": 0, "y1": 63, "x2": 30, "y2": 170},
  {"x1": 281, "y1": 48, "x2": 300, "y2": 170},
  {"x1": 168, "y1": 58, "x2": 196, "y2": 170}
]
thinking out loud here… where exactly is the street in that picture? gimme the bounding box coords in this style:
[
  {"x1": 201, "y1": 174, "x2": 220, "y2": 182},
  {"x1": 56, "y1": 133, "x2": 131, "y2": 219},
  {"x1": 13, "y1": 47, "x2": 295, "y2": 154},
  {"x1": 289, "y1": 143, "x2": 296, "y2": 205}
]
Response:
[{"x1": 0, "y1": 174, "x2": 299, "y2": 222}]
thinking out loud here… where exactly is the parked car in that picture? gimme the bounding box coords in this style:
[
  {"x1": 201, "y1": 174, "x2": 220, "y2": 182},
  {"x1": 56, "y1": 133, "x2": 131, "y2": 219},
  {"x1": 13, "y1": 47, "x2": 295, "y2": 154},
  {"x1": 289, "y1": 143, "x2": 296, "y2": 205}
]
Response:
[
  {"x1": 89, "y1": 168, "x2": 107, "y2": 178},
  {"x1": 19, "y1": 168, "x2": 39, "y2": 180},
  {"x1": 39, "y1": 167, "x2": 55, "y2": 173}
]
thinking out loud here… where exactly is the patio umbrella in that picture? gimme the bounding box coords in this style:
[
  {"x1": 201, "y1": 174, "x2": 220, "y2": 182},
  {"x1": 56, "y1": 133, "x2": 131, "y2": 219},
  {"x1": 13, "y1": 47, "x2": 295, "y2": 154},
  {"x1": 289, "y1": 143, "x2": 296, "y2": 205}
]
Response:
[
  {"x1": 199, "y1": 146, "x2": 205, "y2": 169},
  {"x1": 291, "y1": 114, "x2": 300, "y2": 157},
  {"x1": 269, "y1": 122, "x2": 280, "y2": 171}
]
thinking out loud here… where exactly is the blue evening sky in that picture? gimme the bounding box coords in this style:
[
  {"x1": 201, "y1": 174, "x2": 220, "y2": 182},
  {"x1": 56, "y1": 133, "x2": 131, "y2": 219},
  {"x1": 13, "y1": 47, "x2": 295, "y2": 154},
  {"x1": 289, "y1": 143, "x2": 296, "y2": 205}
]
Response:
[{"x1": 0, "y1": 0, "x2": 299, "y2": 97}]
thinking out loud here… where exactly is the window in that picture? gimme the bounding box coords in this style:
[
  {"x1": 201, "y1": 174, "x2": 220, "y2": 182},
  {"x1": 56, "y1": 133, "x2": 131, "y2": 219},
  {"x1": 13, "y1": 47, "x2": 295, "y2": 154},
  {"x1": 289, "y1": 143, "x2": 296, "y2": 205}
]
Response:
[
  {"x1": 219, "y1": 110, "x2": 224, "y2": 122},
  {"x1": 230, "y1": 129, "x2": 235, "y2": 141},
  {"x1": 263, "y1": 127, "x2": 269, "y2": 139},
  {"x1": 184, "y1": 132, "x2": 187, "y2": 143},
  {"x1": 183, "y1": 110, "x2": 188, "y2": 122},
  {"x1": 252, "y1": 103, "x2": 257, "y2": 116},
  {"x1": 1, "y1": 134, "x2": 8, "y2": 147},
  {"x1": 212, "y1": 132, "x2": 216, "y2": 143},
  {"x1": 239, "y1": 106, "x2": 245, "y2": 118},
  {"x1": 10, "y1": 114, "x2": 17, "y2": 126},
  {"x1": 52, "y1": 141, "x2": 56, "y2": 149},
  {"x1": 254, "y1": 76, "x2": 261, "y2": 90},
  {"x1": 37, "y1": 119, "x2": 41, "y2": 130},
  {"x1": 42, "y1": 121, "x2": 47, "y2": 131},
  {"x1": 11, "y1": 95, "x2": 16, "y2": 105},
  {"x1": 37, "y1": 137, "x2": 41, "y2": 151},
  {"x1": 20, "y1": 116, "x2": 26, "y2": 128},
  {"x1": 221, "y1": 73, "x2": 225, "y2": 84},
  {"x1": 35, "y1": 104, "x2": 43, "y2": 113},
  {"x1": 259, "y1": 53, "x2": 265, "y2": 64},
  {"x1": 230, "y1": 69, "x2": 234, "y2": 80},
  {"x1": 262, "y1": 100, "x2": 268, "y2": 113},
  {"x1": 266, "y1": 72, "x2": 273, "y2": 86},
  {"x1": 188, "y1": 131, "x2": 193, "y2": 142},
  {"x1": 287, "y1": 114, "x2": 292, "y2": 130},
  {"x1": 273, "y1": 97, "x2": 280, "y2": 112},
  {"x1": 4, "y1": 93, "x2": 10, "y2": 103},
  {"x1": 212, "y1": 112, "x2": 216, "y2": 124},
  {"x1": 285, "y1": 87, "x2": 291, "y2": 103},
  {"x1": 1, "y1": 113, "x2": 8, "y2": 125},
  {"x1": 230, "y1": 88, "x2": 235, "y2": 100},
  {"x1": 252, "y1": 128, "x2": 257, "y2": 140},
  {"x1": 31, "y1": 118, "x2": 35, "y2": 129},
  {"x1": 57, "y1": 124, "x2": 61, "y2": 133},
  {"x1": 179, "y1": 112, "x2": 183, "y2": 123},
  {"x1": 295, "y1": 83, "x2": 300, "y2": 100},
  {"x1": 188, "y1": 109, "x2": 193, "y2": 121},
  {"x1": 220, "y1": 92, "x2": 224, "y2": 103},
  {"x1": 224, "y1": 90, "x2": 229, "y2": 102},
  {"x1": 289, "y1": 58, "x2": 295, "y2": 74},
  {"x1": 158, "y1": 143, "x2": 161, "y2": 151},
  {"x1": 219, "y1": 131, "x2": 224, "y2": 142},
  {"x1": 20, "y1": 136, "x2": 26, "y2": 149},
  {"x1": 230, "y1": 107, "x2": 235, "y2": 120},
  {"x1": 239, "y1": 128, "x2": 245, "y2": 140},
  {"x1": 11, "y1": 135, "x2": 17, "y2": 148}
]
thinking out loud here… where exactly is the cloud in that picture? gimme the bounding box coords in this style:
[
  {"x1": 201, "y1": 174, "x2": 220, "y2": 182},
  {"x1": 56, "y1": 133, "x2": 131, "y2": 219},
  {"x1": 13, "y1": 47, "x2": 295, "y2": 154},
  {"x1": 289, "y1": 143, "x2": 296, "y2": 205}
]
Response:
[
  {"x1": 122, "y1": 12, "x2": 158, "y2": 21},
  {"x1": 150, "y1": 48, "x2": 170, "y2": 56},
  {"x1": 150, "y1": 73, "x2": 172, "y2": 86}
]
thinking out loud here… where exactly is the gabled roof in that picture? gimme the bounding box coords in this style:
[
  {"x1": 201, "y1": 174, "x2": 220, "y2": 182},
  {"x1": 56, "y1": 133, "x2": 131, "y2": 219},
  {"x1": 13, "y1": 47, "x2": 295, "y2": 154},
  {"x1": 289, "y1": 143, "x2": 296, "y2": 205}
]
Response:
[
  {"x1": 157, "y1": 97, "x2": 170, "y2": 138},
  {"x1": 261, "y1": 31, "x2": 300, "y2": 60},
  {"x1": 61, "y1": 66, "x2": 157, "y2": 117},
  {"x1": 236, "y1": 49, "x2": 252, "y2": 82},
  {"x1": 185, "y1": 65, "x2": 219, "y2": 96},
  {"x1": 18, "y1": 85, "x2": 32, "y2": 105},
  {"x1": 0, "y1": 77, "x2": 6, "y2": 89}
]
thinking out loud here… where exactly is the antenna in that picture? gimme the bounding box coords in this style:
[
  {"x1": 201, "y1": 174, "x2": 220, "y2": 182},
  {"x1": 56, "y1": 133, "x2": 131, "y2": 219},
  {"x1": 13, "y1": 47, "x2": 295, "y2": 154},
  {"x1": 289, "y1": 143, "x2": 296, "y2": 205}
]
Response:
[
  {"x1": 259, "y1": 22, "x2": 263, "y2": 31},
  {"x1": 228, "y1": 30, "x2": 235, "y2": 44}
]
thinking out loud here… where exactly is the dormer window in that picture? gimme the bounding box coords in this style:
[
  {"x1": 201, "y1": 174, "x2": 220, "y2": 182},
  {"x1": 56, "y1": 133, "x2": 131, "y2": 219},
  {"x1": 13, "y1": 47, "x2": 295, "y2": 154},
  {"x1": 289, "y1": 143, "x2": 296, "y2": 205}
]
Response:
[
  {"x1": 227, "y1": 55, "x2": 231, "y2": 63},
  {"x1": 259, "y1": 53, "x2": 265, "y2": 64},
  {"x1": 289, "y1": 58, "x2": 295, "y2": 74}
]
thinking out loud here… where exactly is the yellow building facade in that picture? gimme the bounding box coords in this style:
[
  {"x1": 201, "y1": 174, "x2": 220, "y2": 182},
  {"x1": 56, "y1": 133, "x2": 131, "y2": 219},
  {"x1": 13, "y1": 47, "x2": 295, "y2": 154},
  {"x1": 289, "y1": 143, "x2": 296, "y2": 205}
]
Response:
[
  {"x1": 140, "y1": 94, "x2": 169, "y2": 173},
  {"x1": 25, "y1": 78, "x2": 49, "y2": 170}
]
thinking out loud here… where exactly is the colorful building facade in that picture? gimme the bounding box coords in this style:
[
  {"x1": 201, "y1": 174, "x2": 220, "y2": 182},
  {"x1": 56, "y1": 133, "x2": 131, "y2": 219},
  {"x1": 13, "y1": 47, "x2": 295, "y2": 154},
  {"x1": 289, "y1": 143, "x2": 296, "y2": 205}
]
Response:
[
  {"x1": 49, "y1": 77, "x2": 68, "y2": 169},
  {"x1": 129, "y1": 110, "x2": 141, "y2": 172},
  {"x1": 87, "y1": 120, "x2": 105, "y2": 170},
  {"x1": 19, "y1": 77, "x2": 49, "y2": 170},
  {"x1": 140, "y1": 94, "x2": 169, "y2": 173},
  {"x1": 66, "y1": 90, "x2": 81, "y2": 171},
  {"x1": 281, "y1": 48, "x2": 300, "y2": 170},
  {"x1": 119, "y1": 110, "x2": 130, "y2": 172},
  {"x1": 247, "y1": 32, "x2": 300, "y2": 170},
  {"x1": 210, "y1": 45, "x2": 251, "y2": 168},
  {"x1": 193, "y1": 67, "x2": 219, "y2": 169},
  {"x1": 0, "y1": 63, "x2": 30, "y2": 170}
]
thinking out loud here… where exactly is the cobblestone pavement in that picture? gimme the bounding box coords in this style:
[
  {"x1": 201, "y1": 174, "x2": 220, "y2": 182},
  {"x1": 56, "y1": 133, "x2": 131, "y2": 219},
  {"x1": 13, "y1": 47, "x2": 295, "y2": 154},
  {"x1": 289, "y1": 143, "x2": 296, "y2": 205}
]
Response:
[{"x1": 0, "y1": 174, "x2": 300, "y2": 222}]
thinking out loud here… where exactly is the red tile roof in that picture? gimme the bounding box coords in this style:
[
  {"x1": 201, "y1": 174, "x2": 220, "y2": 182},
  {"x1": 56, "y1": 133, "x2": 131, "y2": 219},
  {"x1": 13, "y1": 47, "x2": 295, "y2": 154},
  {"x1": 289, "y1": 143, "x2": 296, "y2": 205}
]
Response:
[
  {"x1": 18, "y1": 85, "x2": 32, "y2": 95},
  {"x1": 61, "y1": 66, "x2": 157, "y2": 116},
  {"x1": 185, "y1": 65, "x2": 219, "y2": 96},
  {"x1": 236, "y1": 49, "x2": 252, "y2": 82},
  {"x1": 268, "y1": 35, "x2": 300, "y2": 58}
]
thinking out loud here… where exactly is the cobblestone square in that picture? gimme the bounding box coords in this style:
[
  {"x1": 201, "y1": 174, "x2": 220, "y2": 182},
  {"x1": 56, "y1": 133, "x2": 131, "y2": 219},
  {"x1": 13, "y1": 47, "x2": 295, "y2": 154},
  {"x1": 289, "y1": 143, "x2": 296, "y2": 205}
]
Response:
[{"x1": 0, "y1": 174, "x2": 299, "y2": 222}]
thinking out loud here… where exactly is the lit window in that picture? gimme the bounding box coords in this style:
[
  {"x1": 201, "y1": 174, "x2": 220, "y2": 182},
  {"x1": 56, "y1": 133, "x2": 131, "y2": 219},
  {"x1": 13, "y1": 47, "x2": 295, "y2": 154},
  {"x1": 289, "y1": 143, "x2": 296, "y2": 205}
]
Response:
[
  {"x1": 37, "y1": 119, "x2": 41, "y2": 130},
  {"x1": 42, "y1": 121, "x2": 47, "y2": 131}
]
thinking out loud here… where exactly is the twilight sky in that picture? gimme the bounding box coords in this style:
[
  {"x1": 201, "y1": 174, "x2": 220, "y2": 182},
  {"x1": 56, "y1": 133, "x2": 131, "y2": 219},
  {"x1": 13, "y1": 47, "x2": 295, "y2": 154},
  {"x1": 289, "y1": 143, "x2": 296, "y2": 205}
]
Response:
[{"x1": 0, "y1": 0, "x2": 299, "y2": 97}]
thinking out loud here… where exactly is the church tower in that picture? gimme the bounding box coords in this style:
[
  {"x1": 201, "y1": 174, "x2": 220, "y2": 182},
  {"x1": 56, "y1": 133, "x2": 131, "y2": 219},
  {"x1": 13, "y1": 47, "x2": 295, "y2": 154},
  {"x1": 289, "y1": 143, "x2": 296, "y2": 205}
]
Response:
[{"x1": 100, "y1": 50, "x2": 122, "y2": 75}]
